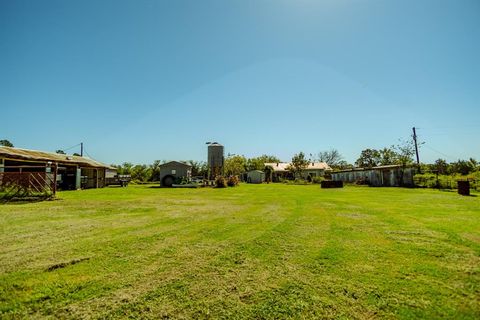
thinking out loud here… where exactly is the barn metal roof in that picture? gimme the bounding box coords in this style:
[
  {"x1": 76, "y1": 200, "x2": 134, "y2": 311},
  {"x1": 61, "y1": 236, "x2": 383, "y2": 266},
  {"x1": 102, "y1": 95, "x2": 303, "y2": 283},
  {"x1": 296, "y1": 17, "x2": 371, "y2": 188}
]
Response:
[
  {"x1": 0, "y1": 146, "x2": 112, "y2": 168},
  {"x1": 160, "y1": 161, "x2": 192, "y2": 168},
  {"x1": 332, "y1": 164, "x2": 415, "y2": 173}
]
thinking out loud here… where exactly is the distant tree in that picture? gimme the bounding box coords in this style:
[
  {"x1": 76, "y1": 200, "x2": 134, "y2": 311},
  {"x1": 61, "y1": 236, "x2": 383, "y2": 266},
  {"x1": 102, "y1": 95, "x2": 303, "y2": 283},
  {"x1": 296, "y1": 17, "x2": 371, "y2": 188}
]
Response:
[
  {"x1": 244, "y1": 155, "x2": 280, "y2": 171},
  {"x1": 246, "y1": 158, "x2": 264, "y2": 171},
  {"x1": 120, "y1": 162, "x2": 134, "y2": 175},
  {"x1": 288, "y1": 152, "x2": 309, "y2": 178},
  {"x1": 451, "y1": 159, "x2": 475, "y2": 175},
  {"x1": 378, "y1": 147, "x2": 398, "y2": 166},
  {"x1": 394, "y1": 139, "x2": 415, "y2": 167},
  {"x1": 224, "y1": 155, "x2": 247, "y2": 176},
  {"x1": 264, "y1": 165, "x2": 274, "y2": 183},
  {"x1": 335, "y1": 160, "x2": 354, "y2": 170},
  {"x1": 257, "y1": 154, "x2": 281, "y2": 163},
  {"x1": 131, "y1": 164, "x2": 149, "y2": 182},
  {"x1": 0, "y1": 139, "x2": 13, "y2": 147},
  {"x1": 73, "y1": 153, "x2": 81, "y2": 156},
  {"x1": 149, "y1": 160, "x2": 161, "y2": 181},
  {"x1": 469, "y1": 158, "x2": 478, "y2": 170},
  {"x1": 355, "y1": 149, "x2": 381, "y2": 168},
  {"x1": 433, "y1": 159, "x2": 449, "y2": 174},
  {"x1": 56, "y1": 150, "x2": 66, "y2": 155},
  {"x1": 188, "y1": 160, "x2": 208, "y2": 177},
  {"x1": 318, "y1": 149, "x2": 343, "y2": 167}
]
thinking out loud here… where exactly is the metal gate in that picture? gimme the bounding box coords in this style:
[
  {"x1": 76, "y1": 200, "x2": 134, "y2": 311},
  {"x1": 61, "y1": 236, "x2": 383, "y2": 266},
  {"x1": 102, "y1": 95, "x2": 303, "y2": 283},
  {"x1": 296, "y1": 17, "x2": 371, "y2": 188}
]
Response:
[{"x1": 0, "y1": 166, "x2": 57, "y2": 202}]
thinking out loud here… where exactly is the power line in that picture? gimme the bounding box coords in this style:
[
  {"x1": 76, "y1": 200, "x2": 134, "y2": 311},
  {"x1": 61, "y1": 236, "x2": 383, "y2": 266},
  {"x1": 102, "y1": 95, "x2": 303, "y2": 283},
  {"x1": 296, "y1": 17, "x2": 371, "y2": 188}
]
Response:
[
  {"x1": 422, "y1": 144, "x2": 457, "y2": 161},
  {"x1": 58, "y1": 143, "x2": 81, "y2": 152}
]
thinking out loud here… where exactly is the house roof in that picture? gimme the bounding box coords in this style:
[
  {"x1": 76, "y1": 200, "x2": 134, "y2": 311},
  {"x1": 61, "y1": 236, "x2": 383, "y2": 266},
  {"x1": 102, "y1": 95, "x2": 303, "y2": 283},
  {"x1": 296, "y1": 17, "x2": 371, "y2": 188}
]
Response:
[
  {"x1": 0, "y1": 146, "x2": 112, "y2": 168},
  {"x1": 265, "y1": 162, "x2": 332, "y2": 172},
  {"x1": 160, "y1": 161, "x2": 192, "y2": 168}
]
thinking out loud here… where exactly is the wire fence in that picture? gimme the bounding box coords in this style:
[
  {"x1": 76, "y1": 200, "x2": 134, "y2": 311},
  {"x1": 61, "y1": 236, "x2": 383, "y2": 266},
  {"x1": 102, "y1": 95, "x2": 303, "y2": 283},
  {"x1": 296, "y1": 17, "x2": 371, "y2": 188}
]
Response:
[{"x1": 414, "y1": 173, "x2": 479, "y2": 191}]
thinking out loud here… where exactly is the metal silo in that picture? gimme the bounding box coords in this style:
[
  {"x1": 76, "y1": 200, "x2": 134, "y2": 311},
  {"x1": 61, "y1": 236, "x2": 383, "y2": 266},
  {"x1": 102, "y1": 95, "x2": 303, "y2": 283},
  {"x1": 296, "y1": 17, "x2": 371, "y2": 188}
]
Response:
[{"x1": 207, "y1": 142, "x2": 224, "y2": 179}]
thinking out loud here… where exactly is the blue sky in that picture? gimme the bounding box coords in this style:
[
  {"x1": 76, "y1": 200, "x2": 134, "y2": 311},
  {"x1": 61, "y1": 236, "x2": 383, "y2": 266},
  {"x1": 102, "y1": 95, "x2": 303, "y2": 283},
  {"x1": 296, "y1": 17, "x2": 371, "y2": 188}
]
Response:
[{"x1": 1, "y1": 0, "x2": 479, "y2": 165}]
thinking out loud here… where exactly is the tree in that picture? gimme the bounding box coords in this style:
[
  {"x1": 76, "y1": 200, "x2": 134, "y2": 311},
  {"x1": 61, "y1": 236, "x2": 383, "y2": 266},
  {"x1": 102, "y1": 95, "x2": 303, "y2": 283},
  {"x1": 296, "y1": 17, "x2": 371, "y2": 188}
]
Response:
[
  {"x1": 335, "y1": 160, "x2": 354, "y2": 170},
  {"x1": 73, "y1": 152, "x2": 81, "y2": 156},
  {"x1": 245, "y1": 158, "x2": 265, "y2": 171},
  {"x1": 224, "y1": 155, "x2": 247, "y2": 176},
  {"x1": 355, "y1": 149, "x2": 380, "y2": 168},
  {"x1": 288, "y1": 152, "x2": 309, "y2": 178},
  {"x1": 188, "y1": 160, "x2": 208, "y2": 177},
  {"x1": 264, "y1": 165, "x2": 274, "y2": 183},
  {"x1": 451, "y1": 160, "x2": 475, "y2": 175},
  {"x1": 131, "y1": 164, "x2": 150, "y2": 182},
  {"x1": 433, "y1": 159, "x2": 448, "y2": 174},
  {"x1": 56, "y1": 150, "x2": 66, "y2": 155},
  {"x1": 256, "y1": 154, "x2": 281, "y2": 163},
  {"x1": 318, "y1": 149, "x2": 343, "y2": 167},
  {"x1": 378, "y1": 147, "x2": 398, "y2": 166},
  {"x1": 394, "y1": 139, "x2": 415, "y2": 167},
  {"x1": 119, "y1": 162, "x2": 134, "y2": 175},
  {"x1": 0, "y1": 139, "x2": 13, "y2": 147},
  {"x1": 245, "y1": 155, "x2": 280, "y2": 171},
  {"x1": 149, "y1": 160, "x2": 161, "y2": 181}
]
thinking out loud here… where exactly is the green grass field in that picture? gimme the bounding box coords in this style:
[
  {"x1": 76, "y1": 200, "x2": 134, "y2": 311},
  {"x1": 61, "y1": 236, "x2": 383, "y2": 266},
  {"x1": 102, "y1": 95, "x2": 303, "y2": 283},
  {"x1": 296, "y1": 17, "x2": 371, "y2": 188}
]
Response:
[{"x1": 1, "y1": 184, "x2": 479, "y2": 319}]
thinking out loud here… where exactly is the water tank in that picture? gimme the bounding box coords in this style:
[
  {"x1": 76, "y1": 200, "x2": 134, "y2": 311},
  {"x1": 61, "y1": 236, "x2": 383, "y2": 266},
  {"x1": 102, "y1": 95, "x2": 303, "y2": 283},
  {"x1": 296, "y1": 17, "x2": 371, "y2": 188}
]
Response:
[{"x1": 208, "y1": 143, "x2": 224, "y2": 178}]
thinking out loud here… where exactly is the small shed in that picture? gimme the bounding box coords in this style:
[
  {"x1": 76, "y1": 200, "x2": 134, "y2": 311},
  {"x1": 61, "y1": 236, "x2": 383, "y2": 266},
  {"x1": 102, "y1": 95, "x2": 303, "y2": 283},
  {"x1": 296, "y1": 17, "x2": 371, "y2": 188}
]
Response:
[
  {"x1": 247, "y1": 170, "x2": 265, "y2": 184},
  {"x1": 160, "y1": 161, "x2": 192, "y2": 187}
]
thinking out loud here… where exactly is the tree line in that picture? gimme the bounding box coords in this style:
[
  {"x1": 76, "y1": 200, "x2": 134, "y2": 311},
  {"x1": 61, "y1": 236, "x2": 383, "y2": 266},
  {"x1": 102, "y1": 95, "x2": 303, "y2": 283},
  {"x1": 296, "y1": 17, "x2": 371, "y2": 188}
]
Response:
[{"x1": 2, "y1": 138, "x2": 478, "y2": 179}]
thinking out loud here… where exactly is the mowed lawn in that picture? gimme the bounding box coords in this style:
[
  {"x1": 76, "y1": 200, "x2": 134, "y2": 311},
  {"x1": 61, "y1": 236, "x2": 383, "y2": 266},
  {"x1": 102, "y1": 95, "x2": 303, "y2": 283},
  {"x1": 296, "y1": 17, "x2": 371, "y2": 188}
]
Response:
[{"x1": 0, "y1": 184, "x2": 479, "y2": 319}]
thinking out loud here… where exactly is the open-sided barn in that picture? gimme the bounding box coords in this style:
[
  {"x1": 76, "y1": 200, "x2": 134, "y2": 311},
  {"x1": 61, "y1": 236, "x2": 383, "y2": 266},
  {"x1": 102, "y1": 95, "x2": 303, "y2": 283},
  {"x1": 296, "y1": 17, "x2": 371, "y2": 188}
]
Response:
[
  {"x1": 0, "y1": 146, "x2": 114, "y2": 190},
  {"x1": 331, "y1": 165, "x2": 416, "y2": 187}
]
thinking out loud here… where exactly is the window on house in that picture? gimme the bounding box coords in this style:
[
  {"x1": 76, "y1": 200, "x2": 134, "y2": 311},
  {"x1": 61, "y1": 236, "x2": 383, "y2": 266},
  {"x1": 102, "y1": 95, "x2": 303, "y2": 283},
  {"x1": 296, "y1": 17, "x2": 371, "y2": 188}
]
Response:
[{"x1": 171, "y1": 169, "x2": 176, "y2": 174}]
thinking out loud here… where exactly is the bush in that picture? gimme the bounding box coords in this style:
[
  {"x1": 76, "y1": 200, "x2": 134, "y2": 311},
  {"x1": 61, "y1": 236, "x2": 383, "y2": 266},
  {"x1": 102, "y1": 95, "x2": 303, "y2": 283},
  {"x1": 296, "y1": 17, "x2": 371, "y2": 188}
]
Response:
[
  {"x1": 227, "y1": 175, "x2": 239, "y2": 187},
  {"x1": 283, "y1": 178, "x2": 309, "y2": 185},
  {"x1": 215, "y1": 175, "x2": 227, "y2": 188},
  {"x1": 312, "y1": 176, "x2": 325, "y2": 184}
]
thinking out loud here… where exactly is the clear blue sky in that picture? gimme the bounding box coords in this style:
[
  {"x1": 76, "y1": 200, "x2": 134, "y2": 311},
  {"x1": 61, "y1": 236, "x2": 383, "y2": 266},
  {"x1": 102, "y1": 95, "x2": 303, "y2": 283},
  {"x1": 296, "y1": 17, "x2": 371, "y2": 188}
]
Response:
[{"x1": 1, "y1": 0, "x2": 479, "y2": 165}]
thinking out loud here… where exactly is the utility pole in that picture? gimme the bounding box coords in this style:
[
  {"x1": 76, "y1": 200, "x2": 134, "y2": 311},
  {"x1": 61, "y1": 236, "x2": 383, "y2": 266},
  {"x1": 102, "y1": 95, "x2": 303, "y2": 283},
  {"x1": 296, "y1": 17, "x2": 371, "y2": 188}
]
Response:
[
  {"x1": 80, "y1": 142, "x2": 83, "y2": 157},
  {"x1": 412, "y1": 127, "x2": 420, "y2": 167}
]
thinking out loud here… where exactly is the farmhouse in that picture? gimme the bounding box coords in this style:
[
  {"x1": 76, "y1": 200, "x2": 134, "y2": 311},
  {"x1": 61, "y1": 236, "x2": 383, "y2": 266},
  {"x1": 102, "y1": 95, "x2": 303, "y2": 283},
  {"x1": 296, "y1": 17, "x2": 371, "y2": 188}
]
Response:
[
  {"x1": 160, "y1": 161, "x2": 192, "y2": 187},
  {"x1": 265, "y1": 162, "x2": 332, "y2": 182},
  {"x1": 331, "y1": 165, "x2": 416, "y2": 187},
  {"x1": 0, "y1": 146, "x2": 113, "y2": 190}
]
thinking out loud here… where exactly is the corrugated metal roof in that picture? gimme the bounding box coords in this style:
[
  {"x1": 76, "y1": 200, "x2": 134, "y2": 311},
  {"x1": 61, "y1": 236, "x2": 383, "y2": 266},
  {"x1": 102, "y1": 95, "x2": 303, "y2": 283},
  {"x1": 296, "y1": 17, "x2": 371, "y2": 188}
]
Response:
[
  {"x1": 265, "y1": 162, "x2": 332, "y2": 172},
  {"x1": 160, "y1": 161, "x2": 192, "y2": 168},
  {"x1": 332, "y1": 164, "x2": 415, "y2": 173},
  {"x1": 0, "y1": 146, "x2": 111, "y2": 168}
]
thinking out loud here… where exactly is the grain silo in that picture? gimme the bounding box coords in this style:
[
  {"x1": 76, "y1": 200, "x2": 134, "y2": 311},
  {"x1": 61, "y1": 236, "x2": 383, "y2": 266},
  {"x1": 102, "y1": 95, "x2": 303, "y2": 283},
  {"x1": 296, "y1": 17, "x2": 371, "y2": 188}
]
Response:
[{"x1": 207, "y1": 142, "x2": 224, "y2": 179}]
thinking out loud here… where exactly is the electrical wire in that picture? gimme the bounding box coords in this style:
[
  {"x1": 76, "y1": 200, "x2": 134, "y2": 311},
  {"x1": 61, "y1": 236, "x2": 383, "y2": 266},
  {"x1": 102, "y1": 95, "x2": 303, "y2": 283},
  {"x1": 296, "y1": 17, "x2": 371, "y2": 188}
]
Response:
[
  {"x1": 422, "y1": 144, "x2": 457, "y2": 161},
  {"x1": 58, "y1": 143, "x2": 81, "y2": 152}
]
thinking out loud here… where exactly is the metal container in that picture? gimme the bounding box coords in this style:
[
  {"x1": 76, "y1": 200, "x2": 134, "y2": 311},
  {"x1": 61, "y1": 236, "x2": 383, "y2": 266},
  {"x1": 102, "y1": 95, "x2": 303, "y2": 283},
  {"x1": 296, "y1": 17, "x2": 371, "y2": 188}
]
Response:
[{"x1": 457, "y1": 180, "x2": 470, "y2": 196}]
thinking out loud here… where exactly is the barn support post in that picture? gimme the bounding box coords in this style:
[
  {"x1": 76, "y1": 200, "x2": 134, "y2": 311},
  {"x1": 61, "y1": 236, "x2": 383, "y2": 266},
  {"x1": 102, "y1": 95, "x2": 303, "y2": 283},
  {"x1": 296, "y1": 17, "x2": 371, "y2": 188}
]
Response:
[{"x1": 53, "y1": 163, "x2": 57, "y2": 196}]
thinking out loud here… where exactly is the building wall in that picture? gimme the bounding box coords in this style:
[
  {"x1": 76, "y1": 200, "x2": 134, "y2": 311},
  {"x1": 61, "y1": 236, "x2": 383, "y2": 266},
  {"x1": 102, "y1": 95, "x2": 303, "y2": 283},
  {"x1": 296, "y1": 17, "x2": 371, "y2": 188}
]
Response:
[
  {"x1": 331, "y1": 167, "x2": 416, "y2": 187},
  {"x1": 160, "y1": 163, "x2": 192, "y2": 186},
  {"x1": 247, "y1": 171, "x2": 265, "y2": 184}
]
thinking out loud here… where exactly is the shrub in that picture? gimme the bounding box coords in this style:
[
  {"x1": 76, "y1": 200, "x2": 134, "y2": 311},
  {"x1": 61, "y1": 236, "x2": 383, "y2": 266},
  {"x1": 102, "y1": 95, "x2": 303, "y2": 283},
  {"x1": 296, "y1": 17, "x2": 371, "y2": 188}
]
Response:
[
  {"x1": 227, "y1": 175, "x2": 239, "y2": 187},
  {"x1": 215, "y1": 175, "x2": 227, "y2": 188},
  {"x1": 312, "y1": 176, "x2": 325, "y2": 184}
]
